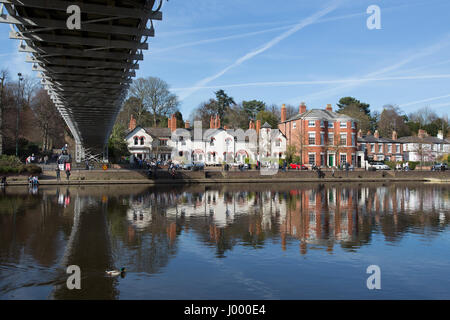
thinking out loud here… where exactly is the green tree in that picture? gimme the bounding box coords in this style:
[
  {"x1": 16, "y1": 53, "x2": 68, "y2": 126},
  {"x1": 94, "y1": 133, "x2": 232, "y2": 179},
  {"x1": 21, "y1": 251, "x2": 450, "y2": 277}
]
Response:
[
  {"x1": 215, "y1": 89, "x2": 235, "y2": 122},
  {"x1": 337, "y1": 97, "x2": 370, "y2": 115},
  {"x1": 337, "y1": 104, "x2": 372, "y2": 134},
  {"x1": 242, "y1": 100, "x2": 266, "y2": 120},
  {"x1": 256, "y1": 110, "x2": 278, "y2": 128},
  {"x1": 108, "y1": 123, "x2": 129, "y2": 163}
]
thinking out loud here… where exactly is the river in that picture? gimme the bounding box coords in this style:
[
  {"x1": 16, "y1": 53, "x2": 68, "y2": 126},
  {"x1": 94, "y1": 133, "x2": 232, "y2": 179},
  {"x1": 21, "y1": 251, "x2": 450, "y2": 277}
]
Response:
[{"x1": 0, "y1": 182, "x2": 449, "y2": 299}]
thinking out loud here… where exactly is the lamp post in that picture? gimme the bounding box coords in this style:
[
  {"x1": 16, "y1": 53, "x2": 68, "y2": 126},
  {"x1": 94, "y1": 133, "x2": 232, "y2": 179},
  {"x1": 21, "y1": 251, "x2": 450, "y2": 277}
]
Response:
[{"x1": 15, "y1": 73, "x2": 24, "y2": 157}]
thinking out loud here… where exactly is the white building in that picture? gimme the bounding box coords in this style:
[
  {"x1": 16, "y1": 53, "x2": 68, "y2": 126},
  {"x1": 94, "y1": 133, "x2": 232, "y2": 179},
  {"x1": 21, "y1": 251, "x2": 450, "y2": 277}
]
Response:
[
  {"x1": 398, "y1": 130, "x2": 450, "y2": 162},
  {"x1": 125, "y1": 114, "x2": 287, "y2": 165}
]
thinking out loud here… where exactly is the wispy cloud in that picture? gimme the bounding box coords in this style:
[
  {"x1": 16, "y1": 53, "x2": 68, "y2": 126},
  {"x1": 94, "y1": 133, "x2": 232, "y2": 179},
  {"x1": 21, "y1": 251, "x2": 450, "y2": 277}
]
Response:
[
  {"x1": 399, "y1": 93, "x2": 450, "y2": 108},
  {"x1": 153, "y1": 25, "x2": 292, "y2": 53},
  {"x1": 172, "y1": 74, "x2": 450, "y2": 91},
  {"x1": 178, "y1": 0, "x2": 342, "y2": 101},
  {"x1": 286, "y1": 33, "x2": 450, "y2": 104}
]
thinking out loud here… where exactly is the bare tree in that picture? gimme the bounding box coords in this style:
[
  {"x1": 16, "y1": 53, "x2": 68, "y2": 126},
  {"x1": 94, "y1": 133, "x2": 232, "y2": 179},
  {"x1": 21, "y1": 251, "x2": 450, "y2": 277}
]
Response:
[
  {"x1": 378, "y1": 104, "x2": 410, "y2": 138},
  {"x1": 129, "y1": 77, "x2": 179, "y2": 127}
]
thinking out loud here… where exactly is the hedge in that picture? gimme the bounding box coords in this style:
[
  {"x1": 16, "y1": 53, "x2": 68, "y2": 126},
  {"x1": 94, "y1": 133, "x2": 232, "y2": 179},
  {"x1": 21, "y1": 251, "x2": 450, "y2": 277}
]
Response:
[{"x1": 0, "y1": 164, "x2": 42, "y2": 174}]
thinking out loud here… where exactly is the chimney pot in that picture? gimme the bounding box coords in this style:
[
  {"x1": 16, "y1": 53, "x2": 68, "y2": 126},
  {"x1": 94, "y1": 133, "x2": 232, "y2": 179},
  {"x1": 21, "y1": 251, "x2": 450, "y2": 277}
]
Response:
[
  {"x1": 256, "y1": 120, "x2": 261, "y2": 134},
  {"x1": 185, "y1": 120, "x2": 190, "y2": 129},
  {"x1": 392, "y1": 130, "x2": 398, "y2": 141},
  {"x1": 374, "y1": 130, "x2": 379, "y2": 139},
  {"x1": 357, "y1": 129, "x2": 362, "y2": 138},
  {"x1": 281, "y1": 104, "x2": 287, "y2": 122},
  {"x1": 129, "y1": 114, "x2": 136, "y2": 131},
  {"x1": 299, "y1": 102, "x2": 306, "y2": 114},
  {"x1": 326, "y1": 104, "x2": 332, "y2": 112}
]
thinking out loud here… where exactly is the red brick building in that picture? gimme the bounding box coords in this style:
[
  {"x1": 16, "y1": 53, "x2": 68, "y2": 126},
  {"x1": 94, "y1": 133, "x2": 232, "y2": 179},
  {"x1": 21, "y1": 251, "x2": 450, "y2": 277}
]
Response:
[
  {"x1": 278, "y1": 103, "x2": 358, "y2": 167},
  {"x1": 357, "y1": 129, "x2": 403, "y2": 162}
]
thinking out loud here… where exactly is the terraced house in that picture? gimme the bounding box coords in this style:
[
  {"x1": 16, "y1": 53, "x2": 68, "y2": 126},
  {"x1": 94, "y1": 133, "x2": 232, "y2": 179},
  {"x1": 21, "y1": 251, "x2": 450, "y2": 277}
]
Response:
[
  {"x1": 357, "y1": 130, "x2": 403, "y2": 162},
  {"x1": 278, "y1": 103, "x2": 359, "y2": 168},
  {"x1": 125, "y1": 114, "x2": 287, "y2": 165}
]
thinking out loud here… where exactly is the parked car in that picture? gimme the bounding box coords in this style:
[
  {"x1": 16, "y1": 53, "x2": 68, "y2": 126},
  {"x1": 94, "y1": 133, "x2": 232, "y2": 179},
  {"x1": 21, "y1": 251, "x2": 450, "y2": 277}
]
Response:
[
  {"x1": 368, "y1": 162, "x2": 390, "y2": 170},
  {"x1": 431, "y1": 163, "x2": 448, "y2": 171},
  {"x1": 182, "y1": 163, "x2": 193, "y2": 170},
  {"x1": 289, "y1": 163, "x2": 308, "y2": 170}
]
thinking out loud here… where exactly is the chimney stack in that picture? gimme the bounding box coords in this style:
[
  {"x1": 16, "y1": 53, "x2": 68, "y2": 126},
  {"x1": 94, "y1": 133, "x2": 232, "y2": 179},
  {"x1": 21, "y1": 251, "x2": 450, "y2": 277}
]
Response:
[
  {"x1": 299, "y1": 102, "x2": 306, "y2": 114},
  {"x1": 374, "y1": 130, "x2": 379, "y2": 139},
  {"x1": 357, "y1": 129, "x2": 362, "y2": 138},
  {"x1": 170, "y1": 114, "x2": 177, "y2": 132},
  {"x1": 281, "y1": 104, "x2": 286, "y2": 122},
  {"x1": 249, "y1": 119, "x2": 254, "y2": 130},
  {"x1": 129, "y1": 114, "x2": 136, "y2": 131},
  {"x1": 392, "y1": 130, "x2": 398, "y2": 140},
  {"x1": 217, "y1": 115, "x2": 221, "y2": 128},
  {"x1": 418, "y1": 129, "x2": 427, "y2": 139},
  {"x1": 210, "y1": 115, "x2": 214, "y2": 129},
  {"x1": 256, "y1": 120, "x2": 261, "y2": 134},
  {"x1": 185, "y1": 120, "x2": 190, "y2": 129},
  {"x1": 437, "y1": 130, "x2": 443, "y2": 139},
  {"x1": 326, "y1": 104, "x2": 332, "y2": 112}
]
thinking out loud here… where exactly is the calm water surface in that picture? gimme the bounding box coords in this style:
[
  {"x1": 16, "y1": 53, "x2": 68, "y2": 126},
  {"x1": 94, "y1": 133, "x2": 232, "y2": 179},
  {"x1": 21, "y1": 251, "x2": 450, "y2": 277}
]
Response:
[{"x1": 0, "y1": 182, "x2": 449, "y2": 299}]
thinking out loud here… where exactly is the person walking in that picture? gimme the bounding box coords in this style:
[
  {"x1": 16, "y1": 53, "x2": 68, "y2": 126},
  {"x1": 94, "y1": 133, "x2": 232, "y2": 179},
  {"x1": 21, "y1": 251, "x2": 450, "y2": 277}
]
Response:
[
  {"x1": 55, "y1": 166, "x2": 61, "y2": 181},
  {"x1": 332, "y1": 166, "x2": 335, "y2": 177},
  {"x1": 65, "y1": 169, "x2": 71, "y2": 180}
]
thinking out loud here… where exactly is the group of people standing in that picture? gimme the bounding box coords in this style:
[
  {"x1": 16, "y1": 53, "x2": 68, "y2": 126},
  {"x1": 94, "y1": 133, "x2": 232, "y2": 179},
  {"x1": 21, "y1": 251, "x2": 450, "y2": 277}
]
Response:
[{"x1": 55, "y1": 162, "x2": 71, "y2": 181}]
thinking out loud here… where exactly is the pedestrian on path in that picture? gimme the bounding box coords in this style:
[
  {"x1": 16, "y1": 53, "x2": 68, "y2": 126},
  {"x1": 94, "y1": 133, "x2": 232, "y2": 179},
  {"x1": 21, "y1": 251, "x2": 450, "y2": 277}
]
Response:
[{"x1": 55, "y1": 166, "x2": 61, "y2": 181}]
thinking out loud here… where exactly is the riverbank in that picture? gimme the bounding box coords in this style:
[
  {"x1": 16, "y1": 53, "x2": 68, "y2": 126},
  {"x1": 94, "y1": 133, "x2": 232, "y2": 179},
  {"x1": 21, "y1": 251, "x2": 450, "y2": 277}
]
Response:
[{"x1": 2, "y1": 168, "x2": 450, "y2": 185}]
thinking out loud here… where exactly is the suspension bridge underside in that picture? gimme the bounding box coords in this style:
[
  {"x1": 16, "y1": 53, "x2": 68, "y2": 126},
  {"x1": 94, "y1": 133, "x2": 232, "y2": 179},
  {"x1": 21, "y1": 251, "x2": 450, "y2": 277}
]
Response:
[{"x1": 0, "y1": 0, "x2": 163, "y2": 155}]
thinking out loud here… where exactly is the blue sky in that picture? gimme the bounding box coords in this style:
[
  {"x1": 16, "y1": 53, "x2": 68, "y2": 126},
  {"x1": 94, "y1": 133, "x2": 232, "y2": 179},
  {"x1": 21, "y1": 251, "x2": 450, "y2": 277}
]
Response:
[{"x1": 1, "y1": 0, "x2": 449, "y2": 119}]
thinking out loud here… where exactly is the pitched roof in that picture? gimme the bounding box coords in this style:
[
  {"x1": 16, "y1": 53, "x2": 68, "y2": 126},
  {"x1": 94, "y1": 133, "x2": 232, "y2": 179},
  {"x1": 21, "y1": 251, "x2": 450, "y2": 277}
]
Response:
[
  {"x1": 358, "y1": 135, "x2": 399, "y2": 143},
  {"x1": 144, "y1": 127, "x2": 171, "y2": 138},
  {"x1": 261, "y1": 122, "x2": 272, "y2": 128},
  {"x1": 397, "y1": 135, "x2": 449, "y2": 144},
  {"x1": 284, "y1": 109, "x2": 354, "y2": 122}
]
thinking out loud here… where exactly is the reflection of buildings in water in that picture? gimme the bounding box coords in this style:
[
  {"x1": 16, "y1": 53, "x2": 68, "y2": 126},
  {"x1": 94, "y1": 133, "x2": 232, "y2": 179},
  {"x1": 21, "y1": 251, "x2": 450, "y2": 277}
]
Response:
[
  {"x1": 162, "y1": 190, "x2": 287, "y2": 230},
  {"x1": 281, "y1": 187, "x2": 362, "y2": 253},
  {"x1": 126, "y1": 185, "x2": 449, "y2": 256}
]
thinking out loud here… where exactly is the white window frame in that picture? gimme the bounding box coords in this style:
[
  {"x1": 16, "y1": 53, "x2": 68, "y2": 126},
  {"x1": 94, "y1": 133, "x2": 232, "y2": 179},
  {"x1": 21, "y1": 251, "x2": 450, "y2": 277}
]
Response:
[
  {"x1": 308, "y1": 132, "x2": 316, "y2": 145},
  {"x1": 308, "y1": 120, "x2": 315, "y2": 127},
  {"x1": 340, "y1": 122, "x2": 347, "y2": 128}
]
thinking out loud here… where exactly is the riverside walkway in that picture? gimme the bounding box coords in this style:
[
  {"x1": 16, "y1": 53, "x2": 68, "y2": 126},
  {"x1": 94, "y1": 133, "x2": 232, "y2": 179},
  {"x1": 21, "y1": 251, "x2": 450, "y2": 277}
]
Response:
[{"x1": 3, "y1": 168, "x2": 450, "y2": 185}]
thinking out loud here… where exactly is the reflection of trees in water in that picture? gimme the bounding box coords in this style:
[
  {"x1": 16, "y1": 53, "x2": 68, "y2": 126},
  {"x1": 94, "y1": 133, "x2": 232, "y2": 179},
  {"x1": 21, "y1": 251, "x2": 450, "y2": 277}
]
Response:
[
  {"x1": 0, "y1": 190, "x2": 73, "y2": 267},
  {"x1": 0, "y1": 183, "x2": 448, "y2": 298},
  {"x1": 128, "y1": 183, "x2": 449, "y2": 257}
]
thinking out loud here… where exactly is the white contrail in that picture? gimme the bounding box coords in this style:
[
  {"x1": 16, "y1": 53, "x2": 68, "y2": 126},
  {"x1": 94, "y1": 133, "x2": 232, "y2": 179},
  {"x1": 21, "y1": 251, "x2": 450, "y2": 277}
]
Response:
[
  {"x1": 153, "y1": 25, "x2": 293, "y2": 53},
  {"x1": 287, "y1": 33, "x2": 450, "y2": 104},
  {"x1": 155, "y1": 11, "x2": 365, "y2": 54},
  {"x1": 399, "y1": 93, "x2": 450, "y2": 107},
  {"x1": 172, "y1": 74, "x2": 450, "y2": 91},
  {"x1": 178, "y1": 0, "x2": 342, "y2": 101}
]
